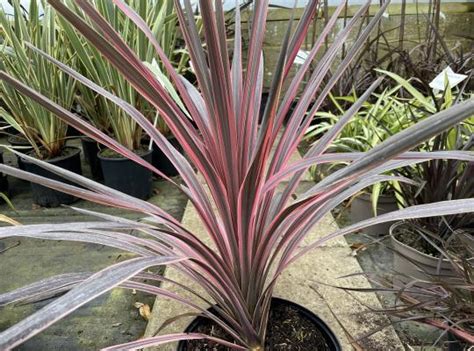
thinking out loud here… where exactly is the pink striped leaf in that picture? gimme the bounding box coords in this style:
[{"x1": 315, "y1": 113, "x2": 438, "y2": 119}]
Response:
[{"x1": 0, "y1": 256, "x2": 187, "y2": 350}]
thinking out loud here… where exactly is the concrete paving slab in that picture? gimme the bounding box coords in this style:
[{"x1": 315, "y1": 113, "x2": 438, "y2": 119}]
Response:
[{"x1": 0, "y1": 139, "x2": 189, "y2": 350}]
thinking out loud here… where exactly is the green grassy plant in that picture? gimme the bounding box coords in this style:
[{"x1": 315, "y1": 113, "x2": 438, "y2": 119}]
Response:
[{"x1": 0, "y1": 0, "x2": 75, "y2": 159}]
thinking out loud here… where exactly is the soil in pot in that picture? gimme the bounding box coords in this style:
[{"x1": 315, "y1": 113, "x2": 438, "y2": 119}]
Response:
[
  {"x1": 22, "y1": 146, "x2": 82, "y2": 207},
  {"x1": 390, "y1": 222, "x2": 459, "y2": 284},
  {"x1": 179, "y1": 298, "x2": 340, "y2": 351},
  {"x1": 98, "y1": 147, "x2": 153, "y2": 200},
  {"x1": 7, "y1": 135, "x2": 33, "y2": 171},
  {"x1": 81, "y1": 137, "x2": 103, "y2": 180},
  {"x1": 350, "y1": 192, "x2": 399, "y2": 236},
  {"x1": 151, "y1": 137, "x2": 182, "y2": 177}
]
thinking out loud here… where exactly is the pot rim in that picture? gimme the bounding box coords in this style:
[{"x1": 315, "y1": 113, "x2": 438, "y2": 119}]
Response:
[
  {"x1": 7, "y1": 135, "x2": 33, "y2": 147},
  {"x1": 22, "y1": 146, "x2": 81, "y2": 164},
  {"x1": 81, "y1": 136, "x2": 99, "y2": 143},
  {"x1": 355, "y1": 192, "x2": 398, "y2": 204},
  {"x1": 177, "y1": 296, "x2": 341, "y2": 351},
  {"x1": 390, "y1": 221, "x2": 452, "y2": 267},
  {"x1": 97, "y1": 147, "x2": 152, "y2": 161}
]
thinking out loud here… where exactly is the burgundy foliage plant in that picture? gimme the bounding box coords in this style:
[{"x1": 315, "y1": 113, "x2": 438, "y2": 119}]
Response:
[{"x1": 0, "y1": 1, "x2": 473, "y2": 350}]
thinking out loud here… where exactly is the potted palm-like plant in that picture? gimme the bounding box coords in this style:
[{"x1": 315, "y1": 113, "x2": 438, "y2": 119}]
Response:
[
  {"x1": 307, "y1": 70, "x2": 472, "y2": 236},
  {"x1": 0, "y1": 0, "x2": 80, "y2": 207},
  {"x1": 0, "y1": 1, "x2": 473, "y2": 350},
  {"x1": 59, "y1": 0, "x2": 191, "y2": 194}
]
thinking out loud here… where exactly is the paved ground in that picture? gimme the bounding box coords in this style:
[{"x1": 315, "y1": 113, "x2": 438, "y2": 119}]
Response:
[{"x1": 0, "y1": 138, "x2": 188, "y2": 350}]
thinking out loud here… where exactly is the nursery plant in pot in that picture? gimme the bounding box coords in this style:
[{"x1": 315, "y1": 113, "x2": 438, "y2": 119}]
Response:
[
  {"x1": 305, "y1": 87, "x2": 414, "y2": 235},
  {"x1": 59, "y1": 0, "x2": 150, "y2": 195},
  {"x1": 397, "y1": 247, "x2": 474, "y2": 350},
  {"x1": 341, "y1": 231, "x2": 474, "y2": 349},
  {"x1": 1, "y1": 1, "x2": 474, "y2": 350},
  {"x1": 140, "y1": 8, "x2": 195, "y2": 178},
  {"x1": 385, "y1": 71, "x2": 474, "y2": 280},
  {"x1": 60, "y1": 0, "x2": 192, "y2": 189},
  {"x1": 391, "y1": 120, "x2": 474, "y2": 282},
  {"x1": 0, "y1": 0, "x2": 80, "y2": 207}
]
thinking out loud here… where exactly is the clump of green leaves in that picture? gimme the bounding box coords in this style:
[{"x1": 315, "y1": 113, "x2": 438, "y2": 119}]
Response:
[
  {"x1": 306, "y1": 70, "x2": 473, "y2": 213},
  {"x1": 61, "y1": 0, "x2": 193, "y2": 151},
  {"x1": 0, "y1": 0, "x2": 76, "y2": 159}
]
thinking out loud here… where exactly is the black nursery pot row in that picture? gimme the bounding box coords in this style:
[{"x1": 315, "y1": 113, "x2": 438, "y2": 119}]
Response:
[
  {"x1": 1, "y1": 136, "x2": 182, "y2": 207},
  {"x1": 81, "y1": 137, "x2": 182, "y2": 200}
]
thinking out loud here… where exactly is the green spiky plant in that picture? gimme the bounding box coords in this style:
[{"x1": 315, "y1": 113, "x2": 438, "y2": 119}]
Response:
[
  {"x1": 0, "y1": 1, "x2": 473, "y2": 350},
  {"x1": 306, "y1": 70, "x2": 473, "y2": 214},
  {"x1": 0, "y1": 0, "x2": 76, "y2": 160},
  {"x1": 59, "y1": 0, "x2": 192, "y2": 152},
  {"x1": 305, "y1": 86, "x2": 412, "y2": 214}
]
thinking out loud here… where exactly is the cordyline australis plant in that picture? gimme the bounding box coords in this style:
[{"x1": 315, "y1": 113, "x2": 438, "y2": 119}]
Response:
[{"x1": 0, "y1": 1, "x2": 473, "y2": 350}]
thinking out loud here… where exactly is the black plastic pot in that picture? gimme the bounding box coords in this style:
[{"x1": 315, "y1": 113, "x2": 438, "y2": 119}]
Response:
[
  {"x1": 7, "y1": 135, "x2": 33, "y2": 171},
  {"x1": 81, "y1": 137, "x2": 103, "y2": 180},
  {"x1": 447, "y1": 332, "x2": 465, "y2": 351},
  {"x1": 0, "y1": 120, "x2": 17, "y2": 135},
  {"x1": 151, "y1": 137, "x2": 182, "y2": 177},
  {"x1": 66, "y1": 125, "x2": 82, "y2": 137},
  {"x1": 177, "y1": 297, "x2": 341, "y2": 351},
  {"x1": 0, "y1": 149, "x2": 9, "y2": 195},
  {"x1": 98, "y1": 149, "x2": 153, "y2": 200},
  {"x1": 22, "y1": 147, "x2": 82, "y2": 207}
]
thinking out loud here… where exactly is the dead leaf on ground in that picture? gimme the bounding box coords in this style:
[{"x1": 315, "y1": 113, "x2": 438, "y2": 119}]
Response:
[
  {"x1": 350, "y1": 242, "x2": 367, "y2": 256},
  {"x1": 0, "y1": 214, "x2": 20, "y2": 226},
  {"x1": 134, "y1": 302, "x2": 151, "y2": 321}
]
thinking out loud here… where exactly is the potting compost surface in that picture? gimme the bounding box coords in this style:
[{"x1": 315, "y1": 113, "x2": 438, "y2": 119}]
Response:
[
  {"x1": 184, "y1": 300, "x2": 333, "y2": 350},
  {"x1": 0, "y1": 138, "x2": 188, "y2": 350}
]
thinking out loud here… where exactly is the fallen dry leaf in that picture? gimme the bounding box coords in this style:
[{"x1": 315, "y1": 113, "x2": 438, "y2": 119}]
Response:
[
  {"x1": 134, "y1": 302, "x2": 151, "y2": 321},
  {"x1": 0, "y1": 215, "x2": 20, "y2": 226},
  {"x1": 350, "y1": 242, "x2": 367, "y2": 256}
]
